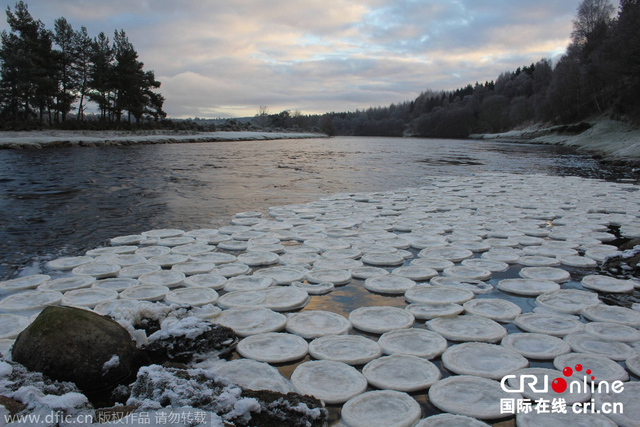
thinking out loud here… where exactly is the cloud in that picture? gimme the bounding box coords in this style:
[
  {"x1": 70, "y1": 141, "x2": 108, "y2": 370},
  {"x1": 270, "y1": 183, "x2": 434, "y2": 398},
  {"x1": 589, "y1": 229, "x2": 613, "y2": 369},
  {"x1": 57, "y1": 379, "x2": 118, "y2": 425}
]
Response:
[{"x1": 0, "y1": 0, "x2": 584, "y2": 117}]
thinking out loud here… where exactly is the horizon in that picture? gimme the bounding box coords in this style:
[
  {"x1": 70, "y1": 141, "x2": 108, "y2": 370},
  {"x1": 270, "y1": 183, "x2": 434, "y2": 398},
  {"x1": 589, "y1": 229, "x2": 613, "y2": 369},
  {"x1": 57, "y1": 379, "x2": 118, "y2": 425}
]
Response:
[{"x1": 0, "y1": 0, "x2": 581, "y2": 119}]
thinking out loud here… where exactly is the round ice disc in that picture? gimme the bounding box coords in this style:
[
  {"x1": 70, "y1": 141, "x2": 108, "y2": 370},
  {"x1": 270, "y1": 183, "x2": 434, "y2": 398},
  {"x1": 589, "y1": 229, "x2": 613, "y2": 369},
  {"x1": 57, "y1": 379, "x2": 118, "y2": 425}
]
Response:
[
  {"x1": 100, "y1": 254, "x2": 148, "y2": 267},
  {"x1": 405, "y1": 303, "x2": 464, "y2": 320},
  {"x1": 391, "y1": 266, "x2": 438, "y2": 281},
  {"x1": 118, "y1": 263, "x2": 161, "y2": 278},
  {"x1": 558, "y1": 255, "x2": 598, "y2": 268},
  {"x1": 350, "y1": 266, "x2": 389, "y2": 279},
  {"x1": 0, "y1": 314, "x2": 30, "y2": 339},
  {"x1": 119, "y1": 284, "x2": 169, "y2": 301},
  {"x1": 72, "y1": 263, "x2": 120, "y2": 279},
  {"x1": 501, "y1": 333, "x2": 571, "y2": 360},
  {"x1": 170, "y1": 262, "x2": 215, "y2": 276},
  {"x1": 361, "y1": 253, "x2": 405, "y2": 266},
  {"x1": 305, "y1": 269, "x2": 351, "y2": 285},
  {"x1": 189, "y1": 252, "x2": 237, "y2": 265},
  {"x1": 481, "y1": 248, "x2": 521, "y2": 264},
  {"x1": 363, "y1": 354, "x2": 441, "y2": 392},
  {"x1": 308, "y1": 334, "x2": 381, "y2": 365},
  {"x1": 182, "y1": 273, "x2": 227, "y2": 290},
  {"x1": 61, "y1": 288, "x2": 118, "y2": 308},
  {"x1": 157, "y1": 236, "x2": 195, "y2": 247},
  {"x1": 236, "y1": 251, "x2": 280, "y2": 267},
  {"x1": 214, "y1": 262, "x2": 250, "y2": 278},
  {"x1": 341, "y1": 390, "x2": 422, "y2": 427},
  {"x1": 563, "y1": 333, "x2": 634, "y2": 361},
  {"x1": 442, "y1": 342, "x2": 528, "y2": 380},
  {"x1": 138, "y1": 270, "x2": 185, "y2": 288},
  {"x1": 365, "y1": 275, "x2": 416, "y2": 294},
  {"x1": 292, "y1": 281, "x2": 334, "y2": 295},
  {"x1": 223, "y1": 276, "x2": 273, "y2": 292},
  {"x1": 38, "y1": 275, "x2": 96, "y2": 292},
  {"x1": 171, "y1": 242, "x2": 215, "y2": 256},
  {"x1": 429, "y1": 375, "x2": 522, "y2": 420},
  {"x1": 142, "y1": 228, "x2": 184, "y2": 239},
  {"x1": 313, "y1": 258, "x2": 363, "y2": 270},
  {"x1": 443, "y1": 266, "x2": 492, "y2": 281},
  {"x1": 165, "y1": 287, "x2": 219, "y2": 306},
  {"x1": 217, "y1": 286, "x2": 309, "y2": 311},
  {"x1": 135, "y1": 246, "x2": 171, "y2": 257},
  {"x1": 462, "y1": 298, "x2": 521, "y2": 322},
  {"x1": 429, "y1": 277, "x2": 494, "y2": 294},
  {"x1": 147, "y1": 254, "x2": 189, "y2": 267},
  {"x1": 519, "y1": 266, "x2": 570, "y2": 283},
  {"x1": 514, "y1": 313, "x2": 584, "y2": 336},
  {"x1": 585, "y1": 245, "x2": 618, "y2": 262},
  {"x1": 322, "y1": 248, "x2": 362, "y2": 260},
  {"x1": 626, "y1": 354, "x2": 640, "y2": 377},
  {"x1": 285, "y1": 310, "x2": 351, "y2": 339},
  {"x1": 207, "y1": 359, "x2": 292, "y2": 394},
  {"x1": 516, "y1": 408, "x2": 616, "y2": 427},
  {"x1": 253, "y1": 266, "x2": 306, "y2": 285},
  {"x1": 110, "y1": 234, "x2": 145, "y2": 246},
  {"x1": 497, "y1": 278, "x2": 560, "y2": 296},
  {"x1": 405, "y1": 286, "x2": 474, "y2": 305},
  {"x1": 554, "y1": 353, "x2": 629, "y2": 383},
  {"x1": 349, "y1": 306, "x2": 415, "y2": 334},
  {"x1": 535, "y1": 289, "x2": 601, "y2": 314},
  {"x1": 507, "y1": 367, "x2": 590, "y2": 405},
  {"x1": 214, "y1": 307, "x2": 286, "y2": 337},
  {"x1": 237, "y1": 332, "x2": 308, "y2": 363},
  {"x1": 419, "y1": 247, "x2": 473, "y2": 262},
  {"x1": 414, "y1": 414, "x2": 491, "y2": 427},
  {"x1": 93, "y1": 278, "x2": 139, "y2": 292},
  {"x1": 46, "y1": 256, "x2": 94, "y2": 271},
  {"x1": 0, "y1": 290, "x2": 62, "y2": 312},
  {"x1": 378, "y1": 328, "x2": 448, "y2": 359},
  {"x1": 517, "y1": 256, "x2": 561, "y2": 267},
  {"x1": 0, "y1": 274, "x2": 50, "y2": 294},
  {"x1": 581, "y1": 275, "x2": 635, "y2": 293},
  {"x1": 279, "y1": 252, "x2": 320, "y2": 266},
  {"x1": 582, "y1": 304, "x2": 640, "y2": 328},
  {"x1": 291, "y1": 360, "x2": 367, "y2": 404},
  {"x1": 86, "y1": 246, "x2": 137, "y2": 256},
  {"x1": 585, "y1": 321, "x2": 640, "y2": 342},
  {"x1": 410, "y1": 258, "x2": 455, "y2": 271},
  {"x1": 427, "y1": 315, "x2": 507, "y2": 343},
  {"x1": 461, "y1": 258, "x2": 509, "y2": 272}
]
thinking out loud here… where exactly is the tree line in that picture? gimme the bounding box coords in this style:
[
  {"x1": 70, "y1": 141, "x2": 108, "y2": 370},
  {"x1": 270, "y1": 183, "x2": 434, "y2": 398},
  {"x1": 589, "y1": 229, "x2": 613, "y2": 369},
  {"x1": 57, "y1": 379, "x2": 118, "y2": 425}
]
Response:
[
  {"x1": 0, "y1": 1, "x2": 166, "y2": 129},
  {"x1": 268, "y1": 0, "x2": 639, "y2": 137}
]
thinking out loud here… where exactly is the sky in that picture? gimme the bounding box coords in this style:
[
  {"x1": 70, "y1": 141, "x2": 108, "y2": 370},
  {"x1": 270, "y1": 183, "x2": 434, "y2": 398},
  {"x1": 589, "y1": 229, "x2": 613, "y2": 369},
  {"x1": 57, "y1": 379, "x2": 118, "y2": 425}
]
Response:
[{"x1": 0, "y1": 0, "x2": 583, "y2": 119}]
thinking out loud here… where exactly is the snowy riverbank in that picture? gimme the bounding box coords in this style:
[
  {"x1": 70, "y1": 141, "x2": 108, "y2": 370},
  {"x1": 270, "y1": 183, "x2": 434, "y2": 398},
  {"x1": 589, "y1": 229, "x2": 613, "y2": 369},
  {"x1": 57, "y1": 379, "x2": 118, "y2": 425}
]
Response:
[
  {"x1": 0, "y1": 130, "x2": 327, "y2": 149},
  {"x1": 470, "y1": 119, "x2": 640, "y2": 166}
]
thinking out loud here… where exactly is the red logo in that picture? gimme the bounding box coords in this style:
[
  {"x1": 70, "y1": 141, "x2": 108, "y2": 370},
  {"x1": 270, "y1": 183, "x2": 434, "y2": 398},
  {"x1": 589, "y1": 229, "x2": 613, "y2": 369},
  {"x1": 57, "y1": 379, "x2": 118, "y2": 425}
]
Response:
[{"x1": 552, "y1": 364, "x2": 595, "y2": 393}]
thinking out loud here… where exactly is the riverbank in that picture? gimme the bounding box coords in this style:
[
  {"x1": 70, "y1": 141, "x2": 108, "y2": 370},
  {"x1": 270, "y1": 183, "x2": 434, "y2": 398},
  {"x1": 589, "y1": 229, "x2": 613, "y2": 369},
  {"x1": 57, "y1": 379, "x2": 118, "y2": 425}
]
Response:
[
  {"x1": 470, "y1": 119, "x2": 640, "y2": 167},
  {"x1": 0, "y1": 130, "x2": 327, "y2": 149}
]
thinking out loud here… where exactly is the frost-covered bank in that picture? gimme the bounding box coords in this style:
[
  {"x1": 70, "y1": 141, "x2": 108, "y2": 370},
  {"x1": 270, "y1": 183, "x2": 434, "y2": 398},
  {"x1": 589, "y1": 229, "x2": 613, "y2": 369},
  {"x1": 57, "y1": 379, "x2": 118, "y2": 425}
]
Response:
[
  {"x1": 470, "y1": 120, "x2": 640, "y2": 166},
  {"x1": 0, "y1": 130, "x2": 326, "y2": 149},
  {"x1": 1, "y1": 172, "x2": 640, "y2": 425}
]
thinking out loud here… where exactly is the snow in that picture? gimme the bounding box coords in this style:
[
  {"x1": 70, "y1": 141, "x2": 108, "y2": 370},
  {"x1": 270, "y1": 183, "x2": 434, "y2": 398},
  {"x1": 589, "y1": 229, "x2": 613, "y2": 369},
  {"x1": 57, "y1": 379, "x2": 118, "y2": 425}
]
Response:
[{"x1": 101, "y1": 355, "x2": 120, "y2": 375}]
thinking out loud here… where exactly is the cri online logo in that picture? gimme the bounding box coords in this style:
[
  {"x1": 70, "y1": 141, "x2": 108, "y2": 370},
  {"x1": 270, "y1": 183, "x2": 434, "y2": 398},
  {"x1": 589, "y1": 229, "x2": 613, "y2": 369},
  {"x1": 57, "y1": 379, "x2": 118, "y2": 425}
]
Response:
[{"x1": 501, "y1": 364, "x2": 625, "y2": 395}]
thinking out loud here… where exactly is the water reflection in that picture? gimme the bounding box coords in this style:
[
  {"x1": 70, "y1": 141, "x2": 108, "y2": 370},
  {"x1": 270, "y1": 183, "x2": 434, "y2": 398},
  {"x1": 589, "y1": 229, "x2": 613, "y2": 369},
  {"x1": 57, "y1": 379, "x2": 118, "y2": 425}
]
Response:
[{"x1": 0, "y1": 136, "x2": 619, "y2": 279}]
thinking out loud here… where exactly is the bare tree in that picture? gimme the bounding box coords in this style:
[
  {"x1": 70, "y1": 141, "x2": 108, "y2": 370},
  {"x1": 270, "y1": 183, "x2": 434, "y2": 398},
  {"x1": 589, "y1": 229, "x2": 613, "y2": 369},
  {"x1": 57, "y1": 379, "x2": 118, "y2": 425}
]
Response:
[{"x1": 571, "y1": 0, "x2": 615, "y2": 47}]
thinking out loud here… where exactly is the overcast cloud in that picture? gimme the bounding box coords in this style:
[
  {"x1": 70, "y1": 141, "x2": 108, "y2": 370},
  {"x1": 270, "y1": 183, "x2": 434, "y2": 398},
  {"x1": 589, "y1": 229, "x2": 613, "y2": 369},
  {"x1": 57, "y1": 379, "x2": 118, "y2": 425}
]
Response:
[{"x1": 0, "y1": 0, "x2": 581, "y2": 118}]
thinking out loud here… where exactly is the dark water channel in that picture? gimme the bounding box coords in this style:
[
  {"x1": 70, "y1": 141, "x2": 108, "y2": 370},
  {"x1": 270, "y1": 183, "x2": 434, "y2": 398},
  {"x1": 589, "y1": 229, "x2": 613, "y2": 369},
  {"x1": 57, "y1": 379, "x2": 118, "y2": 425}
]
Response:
[{"x1": 0, "y1": 136, "x2": 629, "y2": 280}]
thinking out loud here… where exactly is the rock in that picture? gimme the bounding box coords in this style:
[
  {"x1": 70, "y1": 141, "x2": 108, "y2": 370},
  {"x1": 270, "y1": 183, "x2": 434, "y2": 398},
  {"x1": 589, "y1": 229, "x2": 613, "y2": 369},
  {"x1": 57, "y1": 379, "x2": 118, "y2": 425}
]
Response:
[
  {"x1": 142, "y1": 317, "x2": 238, "y2": 364},
  {"x1": 127, "y1": 364, "x2": 327, "y2": 427},
  {"x1": 11, "y1": 306, "x2": 137, "y2": 395},
  {"x1": 602, "y1": 240, "x2": 640, "y2": 274}
]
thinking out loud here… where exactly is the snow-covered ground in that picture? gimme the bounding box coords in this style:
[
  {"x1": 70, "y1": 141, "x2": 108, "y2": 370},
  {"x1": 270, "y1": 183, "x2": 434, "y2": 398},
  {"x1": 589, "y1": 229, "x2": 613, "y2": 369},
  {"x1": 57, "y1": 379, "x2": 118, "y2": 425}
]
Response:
[
  {"x1": 0, "y1": 130, "x2": 326, "y2": 149},
  {"x1": 470, "y1": 119, "x2": 640, "y2": 164}
]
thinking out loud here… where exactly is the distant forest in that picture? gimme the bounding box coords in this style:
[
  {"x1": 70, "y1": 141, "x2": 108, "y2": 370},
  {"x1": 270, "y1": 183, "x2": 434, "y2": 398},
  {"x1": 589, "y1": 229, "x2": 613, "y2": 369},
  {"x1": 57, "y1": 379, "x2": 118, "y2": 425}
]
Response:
[
  {"x1": 264, "y1": 0, "x2": 640, "y2": 137},
  {"x1": 0, "y1": 1, "x2": 166, "y2": 130}
]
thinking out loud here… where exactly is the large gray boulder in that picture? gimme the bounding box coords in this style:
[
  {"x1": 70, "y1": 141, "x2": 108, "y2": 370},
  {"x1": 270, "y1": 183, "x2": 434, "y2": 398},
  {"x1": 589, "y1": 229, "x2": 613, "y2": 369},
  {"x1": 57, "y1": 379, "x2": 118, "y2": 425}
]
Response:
[{"x1": 11, "y1": 306, "x2": 137, "y2": 395}]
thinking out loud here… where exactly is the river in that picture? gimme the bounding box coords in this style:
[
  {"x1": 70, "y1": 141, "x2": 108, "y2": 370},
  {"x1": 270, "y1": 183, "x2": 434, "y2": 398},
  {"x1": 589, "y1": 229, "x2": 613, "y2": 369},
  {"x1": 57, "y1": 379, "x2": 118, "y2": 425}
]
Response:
[{"x1": 0, "y1": 136, "x2": 628, "y2": 281}]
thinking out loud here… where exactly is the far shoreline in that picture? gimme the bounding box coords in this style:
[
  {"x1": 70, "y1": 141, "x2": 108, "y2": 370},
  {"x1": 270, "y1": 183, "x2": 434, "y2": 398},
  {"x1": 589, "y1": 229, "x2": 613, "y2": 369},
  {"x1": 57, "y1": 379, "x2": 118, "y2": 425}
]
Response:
[
  {"x1": 469, "y1": 119, "x2": 640, "y2": 168},
  {"x1": 0, "y1": 130, "x2": 328, "y2": 150}
]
